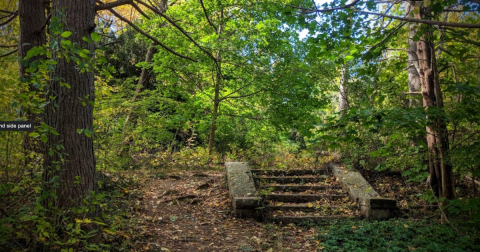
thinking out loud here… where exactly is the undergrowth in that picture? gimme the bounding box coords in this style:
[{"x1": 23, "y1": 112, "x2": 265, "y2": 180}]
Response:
[{"x1": 316, "y1": 219, "x2": 480, "y2": 252}]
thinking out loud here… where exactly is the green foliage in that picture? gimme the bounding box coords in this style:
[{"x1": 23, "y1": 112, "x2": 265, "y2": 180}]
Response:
[
  {"x1": 448, "y1": 198, "x2": 480, "y2": 222},
  {"x1": 0, "y1": 171, "x2": 142, "y2": 251},
  {"x1": 317, "y1": 219, "x2": 480, "y2": 252}
]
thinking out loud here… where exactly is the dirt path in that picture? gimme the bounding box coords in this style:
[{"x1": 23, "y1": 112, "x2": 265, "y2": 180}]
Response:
[{"x1": 127, "y1": 170, "x2": 323, "y2": 252}]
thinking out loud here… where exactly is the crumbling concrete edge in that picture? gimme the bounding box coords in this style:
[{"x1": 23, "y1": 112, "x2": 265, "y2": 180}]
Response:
[
  {"x1": 328, "y1": 163, "x2": 397, "y2": 219},
  {"x1": 225, "y1": 162, "x2": 262, "y2": 220}
]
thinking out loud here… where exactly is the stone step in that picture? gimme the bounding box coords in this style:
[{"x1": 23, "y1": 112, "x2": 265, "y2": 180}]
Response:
[
  {"x1": 264, "y1": 194, "x2": 347, "y2": 203},
  {"x1": 260, "y1": 185, "x2": 342, "y2": 192},
  {"x1": 264, "y1": 205, "x2": 333, "y2": 212},
  {"x1": 267, "y1": 215, "x2": 353, "y2": 224},
  {"x1": 251, "y1": 169, "x2": 327, "y2": 176},
  {"x1": 254, "y1": 176, "x2": 326, "y2": 183}
]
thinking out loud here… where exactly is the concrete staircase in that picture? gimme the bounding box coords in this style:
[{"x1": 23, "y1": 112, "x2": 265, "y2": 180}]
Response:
[
  {"x1": 225, "y1": 162, "x2": 396, "y2": 225},
  {"x1": 252, "y1": 168, "x2": 358, "y2": 224}
]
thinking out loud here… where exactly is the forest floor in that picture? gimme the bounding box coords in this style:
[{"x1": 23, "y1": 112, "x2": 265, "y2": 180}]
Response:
[{"x1": 101, "y1": 163, "x2": 480, "y2": 252}]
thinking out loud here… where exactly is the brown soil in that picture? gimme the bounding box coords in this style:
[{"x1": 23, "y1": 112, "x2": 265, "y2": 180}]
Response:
[
  {"x1": 120, "y1": 170, "x2": 325, "y2": 252},
  {"x1": 109, "y1": 165, "x2": 479, "y2": 251}
]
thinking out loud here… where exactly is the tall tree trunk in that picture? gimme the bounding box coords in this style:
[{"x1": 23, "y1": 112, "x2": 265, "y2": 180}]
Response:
[
  {"x1": 43, "y1": 0, "x2": 97, "y2": 208},
  {"x1": 122, "y1": 0, "x2": 166, "y2": 132},
  {"x1": 18, "y1": 0, "x2": 46, "y2": 167},
  {"x1": 416, "y1": 5, "x2": 455, "y2": 200},
  {"x1": 18, "y1": 0, "x2": 46, "y2": 77},
  {"x1": 208, "y1": 7, "x2": 223, "y2": 155},
  {"x1": 405, "y1": 2, "x2": 422, "y2": 108},
  {"x1": 338, "y1": 63, "x2": 348, "y2": 119},
  {"x1": 122, "y1": 44, "x2": 157, "y2": 131}
]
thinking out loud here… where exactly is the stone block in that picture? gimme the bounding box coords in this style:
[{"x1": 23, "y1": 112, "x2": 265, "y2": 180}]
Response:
[
  {"x1": 328, "y1": 163, "x2": 397, "y2": 219},
  {"x1": 366, "y1": 198, "x2": 397, "y2": 209},
  {"x1": 225, "y1": 162, "x2": 261, "y2": 219},
  {"x1": 362, "y1": 207, "x2": 394, "y2": 219},
  {"x1": 225, "y1": 162, "x2": 257, "y2": 197},
  {"x1": 233, "y1": 196, "x2": 261, "y2": 209}
]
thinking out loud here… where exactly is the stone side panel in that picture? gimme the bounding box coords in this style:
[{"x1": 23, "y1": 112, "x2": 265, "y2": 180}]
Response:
[
  {"x1": 328, "y1": 163, "x2": 396, "y2": 219},
  {"x1": 225, "y1": 162, "x2": 261, "y2": 220}
]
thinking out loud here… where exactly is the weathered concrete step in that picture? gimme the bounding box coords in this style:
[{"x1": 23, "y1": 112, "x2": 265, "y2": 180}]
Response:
[
  {"x1": 267, "y1": 215, "x2": 352, "y2": 224},
  {"x1": 260, "y1": 185, "x2": 342, "y2": 192},
  {"x1": 254, "y1": 176, "x2": 326, "y2": 183},
  {"x1": 265, "y1": 194, "x2": 347, "y2": 203},
  {"x1": 264, "y1": 205, "x2": 327, "y2": 212},
  {"x1": 251, "y1": 169, "x2": 327, "y2": 176}
]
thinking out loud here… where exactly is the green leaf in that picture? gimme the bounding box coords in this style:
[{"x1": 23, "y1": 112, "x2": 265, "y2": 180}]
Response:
[
  {"x1": 41, "y1": 134, "x2": 48, "y2": 143},
  {"x1": 91, "y1": 32, "x2": 102, "y2": 43},
  {"x1": 29, "y1": 132, "x2": 40, "y2": 138},
  {"x1": 345, "y1": 55, "x2": 354, "y2": 62},
  {"x1": 49, "y1": 149, "x2": 54, "y2": 156},
  {"x1": 60, "y1": 82, "x2": 71, "y2": 88},
  {"x1": 77, "y1": 128, "x2": 84, "y2": 134},
  {"x1": 61, "y1": 31, "x2": 72, "y2": 38},
  {"x1": 82, "y1": 36, "x2": 92, "y2": 43},
  {"x1": 84, "y1": 129, "x2": 92, "y2": 138}
]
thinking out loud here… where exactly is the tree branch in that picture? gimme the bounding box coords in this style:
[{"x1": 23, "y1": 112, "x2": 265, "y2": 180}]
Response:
[
  {"x1": 0, "y1": 48, "x2": 18, "y2": 58},
  {"x1": 220, "y1": 77, "x2": 256, "y2": 101},
  {"x1": 364, "y1": 21, "x2": 406, "y2": 56},
  {"x1": 199, "y1": 0, "x2": 217, "y2": 32},
  {"x1": 104, "y1": 5, "x2": 197, "y2": 62},
  {"x1": 0, "y1": 11, "x2": 17, "y2": 27},
  {"x1": 0, "y1": 9, "x2": 16, "y2": 15},
  {"x1": 357, "y1": 10, "x2": 480, "y2": 28},
  {"x1": 95, "y1": 0, "x2": 133, "y2": 11},
  {"x1": 99, "y1": 40, "x2": 123, "y2": 47},
  {"x1": 135, "y1": 0, "x2": 220, "y2": 75},
  {"x1": 287, "y1": 0, "x2": 360, "y2": 14},
  {"x1": 445, "y1": 29, "x2": 480, "y2": 47},
  {"x1": 131, "y1": 1, "x2": 150, "y2": 19},
  {"x1": 221, "y1": 89, "x2": 264, "y2": 101},
  {"x1": 0, "y1": 45, "x2": 17, "y2": 48}
]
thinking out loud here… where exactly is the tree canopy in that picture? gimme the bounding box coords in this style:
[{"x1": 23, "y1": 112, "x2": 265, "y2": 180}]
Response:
[{"x1": 1, "y1": 0, "x2": 480, "y2": 250}]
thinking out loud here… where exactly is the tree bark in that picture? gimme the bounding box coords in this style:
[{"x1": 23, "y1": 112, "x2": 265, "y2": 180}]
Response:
[
  {"x1": 18, "y1": 0, "x2": 46, "y2": 77},
  {"x1": 208, "y1": 7, "x2": 223, "y2": 155},
  {"x1": 405, "y1": 1, "x2": 422, "y2": 108},
  {"x1": 42, "y1": 0, "x2": 97, "y2": 208},
  {"x1": 416, "y1": 5, "x2": 455, "y2": 200},
  {"x1": 18, "y1": 0, "x2": 46, "y2": 167}
]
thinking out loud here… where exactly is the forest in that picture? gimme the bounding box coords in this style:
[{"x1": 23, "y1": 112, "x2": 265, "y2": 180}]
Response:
[{"x1": 1, "y1": 0, "x2": 480, "y2": 251}]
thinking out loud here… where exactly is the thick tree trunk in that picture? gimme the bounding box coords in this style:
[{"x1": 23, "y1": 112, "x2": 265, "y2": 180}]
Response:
[
  {"x1": 208, "y1": 7, "x2": 223, "y2": 155},
  {"x1": 416, "y1": 6, "x2": 455, "y2": 200},
  {"x1": 18, "y1": 0, "x2": 46, "y2": 167},
  {"x1": 18, "y1": 0, "x2": 46, "y2": 76},
  {"x1": 43, "y1": 0, "x2": 97, "y2": 208}
]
